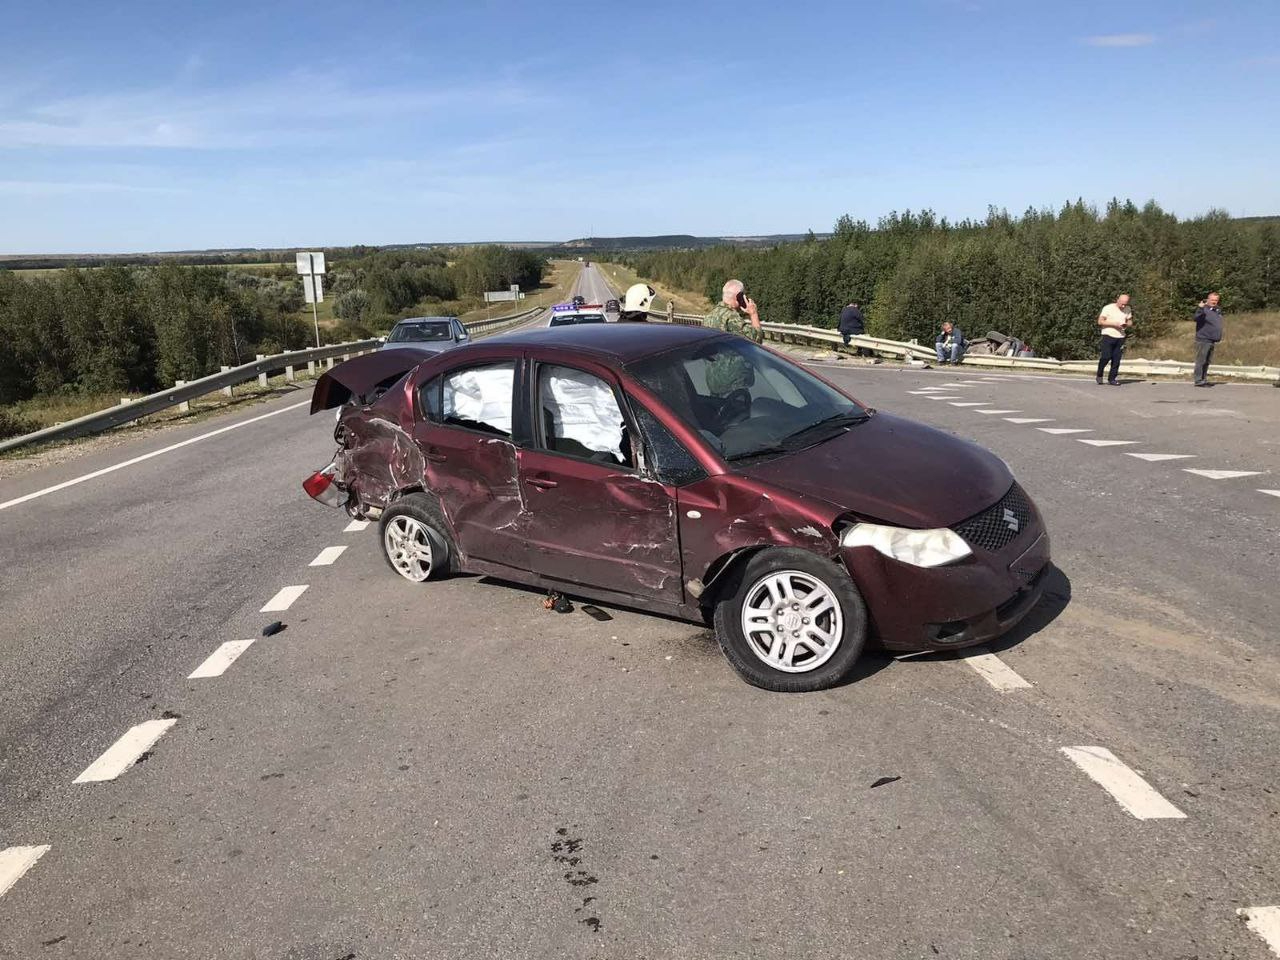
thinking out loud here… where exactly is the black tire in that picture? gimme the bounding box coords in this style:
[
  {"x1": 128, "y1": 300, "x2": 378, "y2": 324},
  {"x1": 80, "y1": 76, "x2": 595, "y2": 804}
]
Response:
[
  {"x1": 378, "y1": 493, "x2": 454, "y2": 582},
  {"x1": 712, "y1": 548, "x2": 867, "y2": 692}
]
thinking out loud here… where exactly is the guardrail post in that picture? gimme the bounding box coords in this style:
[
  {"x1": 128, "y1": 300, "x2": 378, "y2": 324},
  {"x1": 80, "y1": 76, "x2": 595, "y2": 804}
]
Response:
[
  {"x1": 285, "y1": 364, "x2": 295, "y2": 382},
  {"x1": 342, "y1": 352, "x2": 350, "y2": 361},
  {"x1": 308, "y1": 360, "x2": 316, "y2": 375},
  {"x1": 221, "y1": 366, "x2": 233, "y2": 397},
  {"x1": 175, "y1": 381, "x2": 190, "y2": 412},
  {"x1": 256, "y1": 355, "x2": 268, "y2": 388},
  {"x1": 119, "y1": 397, "x2": 131, "y2": 406},
  {"x1": 326, "y1": 357, "x2": 335, "y2": 370}
]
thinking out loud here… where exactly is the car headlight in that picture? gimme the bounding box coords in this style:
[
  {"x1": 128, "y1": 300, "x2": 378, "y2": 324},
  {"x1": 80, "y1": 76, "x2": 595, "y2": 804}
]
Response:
[{"x1": 840, "y1": 522, "x2": 972, "y2": 567}]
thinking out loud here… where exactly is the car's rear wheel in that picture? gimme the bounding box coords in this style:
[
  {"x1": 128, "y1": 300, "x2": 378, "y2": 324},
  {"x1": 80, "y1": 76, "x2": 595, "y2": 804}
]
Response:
[
  {"x1": 379, "y1": 495, "x2": 452, "y2": 582},
  {"x1": 713, "y1": 548, "x2": 867, "y2": 692}
]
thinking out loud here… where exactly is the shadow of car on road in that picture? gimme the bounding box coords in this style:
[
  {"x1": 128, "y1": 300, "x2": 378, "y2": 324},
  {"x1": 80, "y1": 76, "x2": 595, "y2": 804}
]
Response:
[{"x1": 984, "y1": 563, "x2": 1072, "y2": 656}]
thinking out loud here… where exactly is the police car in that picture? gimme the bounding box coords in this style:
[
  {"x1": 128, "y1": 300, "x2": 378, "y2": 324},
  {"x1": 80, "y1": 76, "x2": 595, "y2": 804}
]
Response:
[{"x1": 545, "y1": 301, "x2": 609, "y2": 328}]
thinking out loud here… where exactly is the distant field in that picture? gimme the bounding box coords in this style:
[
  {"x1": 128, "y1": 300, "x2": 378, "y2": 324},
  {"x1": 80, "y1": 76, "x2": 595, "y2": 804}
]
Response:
[
  {"x1": 1138, "y1": 310, "x2": 1280, "y2": 367},
  {"x1": 597, "y1": 261, "x2": 711, "y2": 315},
  {"x1": 456, "y1": 258, "x2": 582, "y2": 324},
  {"x1": 4, "y1": 261, "x2": 286, "y2": 278}
]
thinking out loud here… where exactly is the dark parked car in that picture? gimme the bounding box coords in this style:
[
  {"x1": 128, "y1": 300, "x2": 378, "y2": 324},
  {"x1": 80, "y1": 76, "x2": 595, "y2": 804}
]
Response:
[
  {"x1": 604, "y1": 298, "x2": 620, "y2": 314},
  {"x1": 305, "y1": 324, "x2": 1050, "y2": 692},
  {"x1": 379, "y1": 316, "x2": 469, "y2": 355}
]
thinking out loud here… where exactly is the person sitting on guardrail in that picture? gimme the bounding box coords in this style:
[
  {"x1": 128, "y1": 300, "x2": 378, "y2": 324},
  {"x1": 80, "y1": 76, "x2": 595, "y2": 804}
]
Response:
[
  {"x1": 619, "y1": 283, "x2": 655, "y2": 323},
  {"x1": 935, "y1": 322, "x2": 965, "y2": 365},
  {"x1": 838, "y1": 300, "x2": 865, "y2": 347}
]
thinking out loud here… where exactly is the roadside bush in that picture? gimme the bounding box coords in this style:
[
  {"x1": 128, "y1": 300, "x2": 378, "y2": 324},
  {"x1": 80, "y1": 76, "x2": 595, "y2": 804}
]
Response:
[{"x1": 0, "y1": 408, "x2": 38, "y2": 441}]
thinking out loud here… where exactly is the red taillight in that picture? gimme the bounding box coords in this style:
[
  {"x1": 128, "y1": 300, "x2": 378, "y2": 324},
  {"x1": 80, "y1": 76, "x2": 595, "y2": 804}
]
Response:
[
  {"x1": 303, "y1": 464, "x2": 345, "y2": 507},
  {"x1": 302, "y1": 470, "x2": 332, "y2": 500}
]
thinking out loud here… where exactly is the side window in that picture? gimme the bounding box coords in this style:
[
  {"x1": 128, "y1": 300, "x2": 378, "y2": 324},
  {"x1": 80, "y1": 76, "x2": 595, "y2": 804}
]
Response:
[
  {"x1": 441, "y1": 361, "x2": 515, "y2": 437},
  {"x1": 631, "y1": 404, "x2": 708, "y2": 487},
  {"x1": 536, "y1": 364, "x2": 631, "y2": 467},
  {"x1": 417, "y1": 375, "x2": 441, "y2": 421}
]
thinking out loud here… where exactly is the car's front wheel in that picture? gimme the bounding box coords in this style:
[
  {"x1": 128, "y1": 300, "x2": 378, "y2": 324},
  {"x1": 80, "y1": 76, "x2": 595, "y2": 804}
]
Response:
[
  {"x1": 378, "y1": 495, "x2": 452, "y2": 582},
  {"x1": 713, "y1": 548, "x2": 867, "y2": 692}
]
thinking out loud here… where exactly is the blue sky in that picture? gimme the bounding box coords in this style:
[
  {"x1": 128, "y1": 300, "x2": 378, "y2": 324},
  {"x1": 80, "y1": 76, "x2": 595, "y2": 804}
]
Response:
[{"x1": 1, "y1": 0, "x2": 1277, "y2": 253}]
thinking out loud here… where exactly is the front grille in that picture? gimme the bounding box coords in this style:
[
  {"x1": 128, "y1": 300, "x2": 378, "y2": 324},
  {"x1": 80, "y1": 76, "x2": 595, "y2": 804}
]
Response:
[{"x1": 953, "y1": 484, "x2": 1032, "y2": 553}]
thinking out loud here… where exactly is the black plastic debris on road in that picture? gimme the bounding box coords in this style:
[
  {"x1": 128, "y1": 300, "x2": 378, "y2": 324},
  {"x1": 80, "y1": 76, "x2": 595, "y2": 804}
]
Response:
[
  {"x1": 581, "y1": 605, "x2": 612, "y2": 622},
  {"x1": 870, "y1": 776, "x2": 902, "y2": 789},
  {"x1": 262, "y1": 621, "x2": 285, "y2": 637},
  {"x1": 543, "y1": 591, "x2": 573, "y2": 614}
]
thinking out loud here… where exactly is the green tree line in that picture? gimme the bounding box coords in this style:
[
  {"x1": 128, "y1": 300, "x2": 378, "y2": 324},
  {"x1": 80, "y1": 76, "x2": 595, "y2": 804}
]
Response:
[
  {"x1": 621, "y1": 201, "x2": 1279, "y2": 359},
  {"x1": 0, "y1": 245, "x2": 547, "y2": 434}
]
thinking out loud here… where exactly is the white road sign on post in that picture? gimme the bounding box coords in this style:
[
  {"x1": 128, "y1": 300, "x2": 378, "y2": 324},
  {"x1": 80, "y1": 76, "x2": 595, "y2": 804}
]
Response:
[{"x1": 296, "y1": 252, "x2": 327, "y2": 347}]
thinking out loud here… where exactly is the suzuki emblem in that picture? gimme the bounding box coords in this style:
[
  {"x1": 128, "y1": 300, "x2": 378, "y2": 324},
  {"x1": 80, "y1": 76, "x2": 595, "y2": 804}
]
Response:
[{"x1": 1002, "y1": 508, "x2": 1020, "y2": 533}]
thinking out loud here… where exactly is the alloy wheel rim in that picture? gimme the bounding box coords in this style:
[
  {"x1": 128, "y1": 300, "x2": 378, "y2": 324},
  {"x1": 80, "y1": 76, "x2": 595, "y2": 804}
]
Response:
[
  {"x1": 740, "y1": 570, "x2": 843, "y2": 673},
  {"x1": 384, "y1": 516, "x2": 433, "y2": 582}
]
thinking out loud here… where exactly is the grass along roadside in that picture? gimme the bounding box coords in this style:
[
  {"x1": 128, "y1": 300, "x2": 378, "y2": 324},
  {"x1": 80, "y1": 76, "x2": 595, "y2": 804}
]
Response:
[
  {"x1": 1134, "y1": 311, "x2": 1280, "y2": 368},
  {"x1": 456, "y1": 258, "x2": 582, "y2": 324},
  {"x1": 597, "y1": 262, "x2": 712, "y2": 316}
]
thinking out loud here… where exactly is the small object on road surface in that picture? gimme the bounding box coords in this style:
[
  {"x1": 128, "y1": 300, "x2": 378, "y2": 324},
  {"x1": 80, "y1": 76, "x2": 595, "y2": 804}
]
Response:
[
  {"x1": 543, "y1": 591, "x2": 573, "y2": 614},
  {"x1": 262, "y1": 621, "x2": 285, "y2": 637},
  {"x1": 870, "y1": 776, "x2": 902, "y2": 789},
  {"x1": 581, "y1": 605, "x2": 612, "y2": 622}
]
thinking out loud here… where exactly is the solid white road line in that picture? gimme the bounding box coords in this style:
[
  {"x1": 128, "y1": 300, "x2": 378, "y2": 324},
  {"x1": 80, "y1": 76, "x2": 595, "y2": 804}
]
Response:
[
  {"x1": 0, "y1": 845, "x2": 50, "y2": 900},
  {"x1": 309, "y1": 545, "x2": 347, "y2": 566},
  {"x1": 976, "y1": 409, "x2": 1020, "y2": 414},
  {"x1": 1059, "y1": 746, "x2": 1186, "y2": 820},
  {"x1": 1005, "y1": 417, "x2": 1053, "y2": 424},
  {"x1": 343, "y1": 519, "x2": 370, "y2": 532},
  {"x1": 1184, "y1": 469, "x2": 1263, "y2": 480},
  {"x1": 74, "y1": 718, "x2": 178, "y2": 784},
  {"x1": 261, "y1": 584, "x2": 308, "y2": 612},
  {"x1": 1038, "y1": 427, "x2": 1093, "y2": 435},
  {"x1": 1239, "y1": 906, "x2": 1280, "y2": 957},
  {"x1": 962, "y1": 648, "x2": 1032, "y2": 691},
  {"x1": 949, "y1": 401, "x2": 988, "y2": 407},
  {"x1": 0, "y1": 400, "x2": 310, "y2": 513},
  {"x1": 1077, "y1": 439, "x2": 1140, "y2": 447},
  {"x1": 1261, "y1": 490, "x2": 1280, "y2": 499},
  {"x1": 188, "y1": 639, "x2": 255, "y2": 679},
  {"x1": 1126, "y1": 453, "x2": 1195, "y2": 462}
]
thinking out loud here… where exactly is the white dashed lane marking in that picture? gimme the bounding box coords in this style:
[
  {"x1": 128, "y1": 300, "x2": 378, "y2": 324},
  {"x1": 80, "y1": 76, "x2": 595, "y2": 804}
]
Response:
[
  {"x1": 188, "y1": 639, "x2": 255, "y2": 679},
  {"x1": 962, "y1": 648, "x2": 1032, "y2": 691},
  {"x1": 261, "y1": 585, "x2": 308, "y2": 612},
  {"x1": 1126, "y1": 453, "x2": 1195, "y2": 462},
  {"x1": 1005, "y1": 417, "x2": 1053, "y2": 424},
  {"x1": 926, "y1": 396, "x2": 964, "y2": 401},
  {"x1": 1184, "y1": 469, "x2": 1263, "y2": 480},
  {"x1": 1059, "y1": 746, "x2": 1186, "y2": 820},
  {"x1": 1077, "y1": 439, "x2": 1140, "y2": 447},
  {"x1": 1239, "y1": 906, "x2": 1280, "y2": 957},
  {"x1": 1038, "y1": 428, "x2": 1092, "y2": 435},
  {"x1": 0, "y1": 845, "x2": 50, "y2": 900},
  {"x1": 976, "y1": 409, "x2": 1020, "y2": 414},
  {"x1": 949, "y1": 402, "x2": 987, "y2": 407},
  {"x1": 343, "y1": 519, "x2": 370, "y2": 532},
  {"x1": 74, "y1": 718, "x2": 178, "y2": 784},
  {"x1": 309, "y1": 545, "x2": 347, "y2": 566},
  {"x1": 1261, "y1": 490, "x2": 1280, "y2": 499}
]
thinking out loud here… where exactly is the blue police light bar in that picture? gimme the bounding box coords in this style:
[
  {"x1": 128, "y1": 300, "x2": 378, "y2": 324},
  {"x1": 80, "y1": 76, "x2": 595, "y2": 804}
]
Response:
[{"x1": 552, "y1": 303, "x2": 576, "y2": 312}]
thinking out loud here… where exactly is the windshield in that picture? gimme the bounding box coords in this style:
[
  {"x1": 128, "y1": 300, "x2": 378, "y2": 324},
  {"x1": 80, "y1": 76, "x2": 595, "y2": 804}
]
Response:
[
  {"x1": 629, "y1": 339, "x2": 869, "y2": 461},
  {"x1": 389, "y1": 321, "x2": 453, "y2": 343},
  {"x1": 549, "y1": 313, "x2": 606, "y2": 327}
]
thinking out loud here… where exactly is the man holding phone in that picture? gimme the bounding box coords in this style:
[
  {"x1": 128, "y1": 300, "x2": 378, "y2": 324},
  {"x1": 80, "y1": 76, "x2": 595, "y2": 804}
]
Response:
[
  {"x1": 1096, "y1": 293, "x2": 1133, "y2": 385},
  {"x1": 703, "y1": 279, "x2": 764, "y2": 397}
]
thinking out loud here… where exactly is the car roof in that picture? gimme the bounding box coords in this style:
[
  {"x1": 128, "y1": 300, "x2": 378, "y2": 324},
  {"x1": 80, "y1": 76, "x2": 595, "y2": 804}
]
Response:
[
  {"x1": 488, "y1": 320, "x2": 730, "y2": 364},
  {"x1": 393, "y1": 316, "x2": 457, "y2": 324}
]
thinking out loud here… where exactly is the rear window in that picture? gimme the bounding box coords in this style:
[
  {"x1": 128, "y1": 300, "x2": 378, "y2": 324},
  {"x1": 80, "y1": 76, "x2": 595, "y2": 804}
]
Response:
[{"x1": 390, "y1": 321, "x2": 453, "y2": 343}]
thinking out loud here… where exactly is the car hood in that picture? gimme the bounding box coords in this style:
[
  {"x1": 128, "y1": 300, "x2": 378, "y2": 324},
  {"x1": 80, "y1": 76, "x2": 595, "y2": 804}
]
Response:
[
  {"x1": 309, "y1": 348, "x2": 423, "y2": 413},
  {"x1": 734, "y1": 412, "x2": 1012, "y2": 528}
]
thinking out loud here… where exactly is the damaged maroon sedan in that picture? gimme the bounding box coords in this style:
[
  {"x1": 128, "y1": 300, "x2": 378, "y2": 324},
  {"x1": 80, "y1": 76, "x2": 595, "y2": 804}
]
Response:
[{"x1": 304, "y1": 325, "x2": 1050, "y2": 692}]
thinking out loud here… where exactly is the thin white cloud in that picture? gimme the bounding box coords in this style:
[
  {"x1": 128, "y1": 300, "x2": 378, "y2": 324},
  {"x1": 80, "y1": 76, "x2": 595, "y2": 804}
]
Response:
[
  {"x1": 1085, "y1": 33, "x2": 1157, "y2": 48},
  {"x1": 0, "y1": 71, "x2": 548, "y2": 150}
]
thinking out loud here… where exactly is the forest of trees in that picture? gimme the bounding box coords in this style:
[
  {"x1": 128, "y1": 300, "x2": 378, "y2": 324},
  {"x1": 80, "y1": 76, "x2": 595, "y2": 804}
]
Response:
[
  {"x1": 622, "y1": 201, "x2": 1279, "y2": 360},
  {"x1": 0, "y1": 245, "x2": 547, "y2": 435}
]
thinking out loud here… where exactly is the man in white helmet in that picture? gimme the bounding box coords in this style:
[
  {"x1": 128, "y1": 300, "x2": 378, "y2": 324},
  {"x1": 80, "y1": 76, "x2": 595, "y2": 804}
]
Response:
[{"x1": 618, "y1": 282, "x2": 655, "y2": 322}]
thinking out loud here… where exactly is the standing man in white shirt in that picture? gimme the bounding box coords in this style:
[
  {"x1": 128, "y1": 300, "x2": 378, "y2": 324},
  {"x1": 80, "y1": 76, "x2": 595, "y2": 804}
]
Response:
[{"x1": 1096, "y1": 293, "x2": 1133, "y2": 385}]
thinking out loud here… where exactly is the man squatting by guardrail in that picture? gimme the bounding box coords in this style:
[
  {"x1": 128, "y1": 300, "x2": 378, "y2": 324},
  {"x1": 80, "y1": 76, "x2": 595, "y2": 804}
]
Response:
[{"x1": 1096, "y1": 293, "x2": 1134, "y2": 385}]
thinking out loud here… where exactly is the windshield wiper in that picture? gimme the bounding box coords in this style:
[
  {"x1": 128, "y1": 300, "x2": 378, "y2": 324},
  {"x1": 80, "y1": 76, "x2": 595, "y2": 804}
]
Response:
[
  {"x1": 782, "y1": 410, "x2": 870, "y2": 446},
  {"x1": 725, "y1": 445, "x2": 789, "y2": 463}
]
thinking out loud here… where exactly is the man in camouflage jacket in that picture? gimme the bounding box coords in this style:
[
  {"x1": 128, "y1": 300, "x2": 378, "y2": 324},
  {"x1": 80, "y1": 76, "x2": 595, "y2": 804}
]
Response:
[{"x1": 703, "y1": 279, "x2": 764, "y2": 396}]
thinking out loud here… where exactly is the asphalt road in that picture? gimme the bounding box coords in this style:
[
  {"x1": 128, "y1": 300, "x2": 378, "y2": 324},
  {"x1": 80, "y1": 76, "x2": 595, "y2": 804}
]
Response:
[{"x1": 1, "y1": 265, "x2": 1278, "y2": 959}]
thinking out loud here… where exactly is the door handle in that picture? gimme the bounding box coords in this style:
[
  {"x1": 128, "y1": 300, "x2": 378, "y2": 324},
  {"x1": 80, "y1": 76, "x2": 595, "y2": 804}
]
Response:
[
  {"x1": 424, "y1": 447, "x2": 448, "y2": 463},
  {"x1": 525, "y1": 476, "x2": 558, "y2": 490}
]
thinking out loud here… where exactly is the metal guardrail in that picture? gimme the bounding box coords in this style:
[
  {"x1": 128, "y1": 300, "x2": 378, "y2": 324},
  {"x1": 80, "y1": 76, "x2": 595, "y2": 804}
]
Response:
[
  {"x1": 646, "y1": 311, "x2": 1279, "y2": 382},
  {"x1": 465, "y1": 305, "x2": 546, "y2": 336}
]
